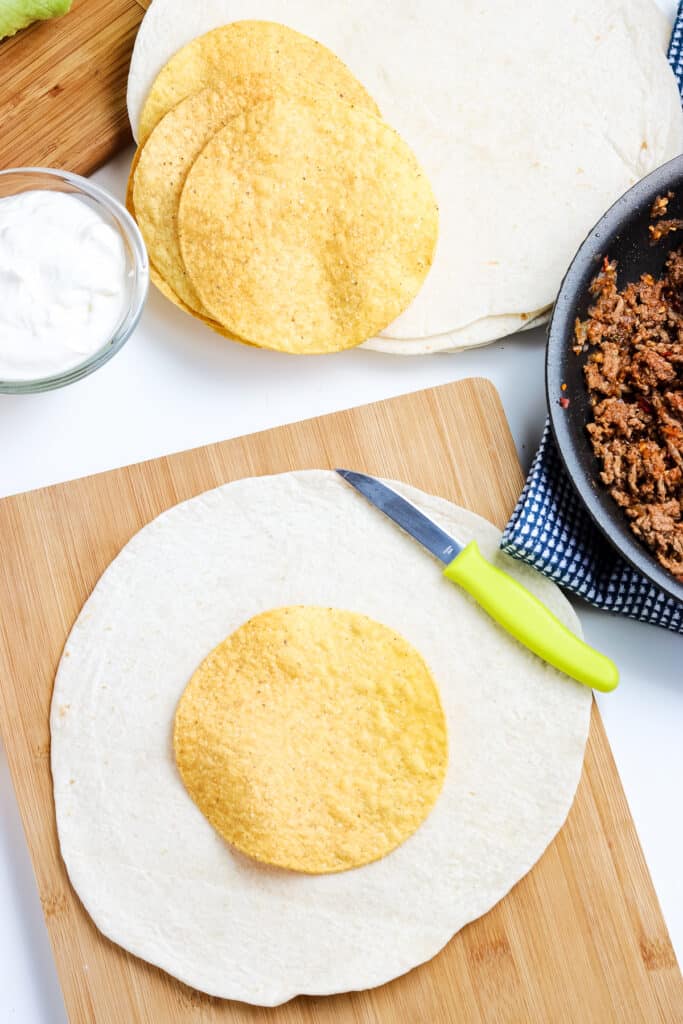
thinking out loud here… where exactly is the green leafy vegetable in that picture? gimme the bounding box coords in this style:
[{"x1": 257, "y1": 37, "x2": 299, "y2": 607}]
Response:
[{"x1": 0, "y1": 0, "x2": 72, "y2": 41}]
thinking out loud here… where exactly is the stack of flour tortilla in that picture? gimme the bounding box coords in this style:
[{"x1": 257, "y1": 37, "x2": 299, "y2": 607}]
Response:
[{"x1": 128, "y1": 0, "x2": 682, "y2": 355}]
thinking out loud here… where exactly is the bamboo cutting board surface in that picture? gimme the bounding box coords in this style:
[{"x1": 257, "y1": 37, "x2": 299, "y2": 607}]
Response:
[
  {"x1": 0, "y1": 378, "x2": 680, "y2": 1023},
  {"x1": 0, "y1": 0, "x2": 150, "y2": 175}
]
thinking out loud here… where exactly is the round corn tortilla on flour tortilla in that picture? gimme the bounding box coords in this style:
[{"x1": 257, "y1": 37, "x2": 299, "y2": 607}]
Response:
[
  {"x1": 178, "y1": 94, "x2": 438, "y2": 353},
  {"x1": 127, "y1": 68, "x2": 546, "y2": 354},
  {"x1": 133, "y1": 75, "x2": 379, "y2": 324},
  {"x1": 51, "y1": 471, "x2": 591, "y2": 1004},
  {"x1": 127, "y1": 0, "x2": 682, "y2": 350},
  {"x1": 129, "y1": 47, "x2": 433, "y2": 352},
  {"x1": 174, "y1": 606, "x2": 448, "y2": 874},
  {"x1": 130, "y1": 116, "x2": 546, "y2": 361}
]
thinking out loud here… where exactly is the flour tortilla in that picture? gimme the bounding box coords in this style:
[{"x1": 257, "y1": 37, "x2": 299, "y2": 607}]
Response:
[
  {"x1": 51, "y1": 471, "x2": 590, "y2": 1004},
  {"x1": 363, "y1": 308, "x2": 550, "y2": 355},
  {"x1": 127, "y1": 0, "x2": 682, "y2": 345}
]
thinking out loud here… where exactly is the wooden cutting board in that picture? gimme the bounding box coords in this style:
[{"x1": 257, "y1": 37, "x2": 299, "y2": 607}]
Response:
[
  {"x1": 0, "y1": 378, "x2": 680, "y2": 1023},
  {"x1": 0, "y1": 0, "x2": 150, "y2": 175}
]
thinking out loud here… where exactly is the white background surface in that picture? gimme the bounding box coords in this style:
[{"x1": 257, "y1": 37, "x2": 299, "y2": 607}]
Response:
[{"x1": 1, "y1": 1, "x2": 682, "y2": 1019}]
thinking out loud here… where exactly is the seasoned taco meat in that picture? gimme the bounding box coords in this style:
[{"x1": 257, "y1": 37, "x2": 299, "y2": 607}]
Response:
[{"x1": 574, "y1": 250, "x2": 683, "y2": 582}]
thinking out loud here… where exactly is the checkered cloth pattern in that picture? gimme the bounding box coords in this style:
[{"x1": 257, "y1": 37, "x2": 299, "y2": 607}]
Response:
[
  {"x1": 669, "y1": 2, "x2": 683, "y2": 84},
  {"x1": 500, "y1": 6, "x2": 683, "y2": 634}
]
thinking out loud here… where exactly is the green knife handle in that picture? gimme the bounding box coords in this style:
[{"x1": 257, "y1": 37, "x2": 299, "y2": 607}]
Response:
[{"x1": 443, "y1": 541, "x2": 619, "y2": 692}]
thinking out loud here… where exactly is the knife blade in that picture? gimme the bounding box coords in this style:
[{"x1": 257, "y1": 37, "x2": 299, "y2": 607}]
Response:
[{"x1": 336, "y1": 470, "x2": 618, "y2": 693}]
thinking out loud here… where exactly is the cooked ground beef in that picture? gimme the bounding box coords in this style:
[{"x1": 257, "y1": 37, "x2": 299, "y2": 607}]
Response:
[
  {"x1": 650, "y1": 192, "x2": 672, "y2": 219},
  {"x1": 573, "y1": 251, "x2": 683, "y2": 581},
  {"x1": 648, "y1": 192, "x2": 683, "y2": 243},
  {"x1": 649, "y1": 219, "x2": 683, "y2": 243}
]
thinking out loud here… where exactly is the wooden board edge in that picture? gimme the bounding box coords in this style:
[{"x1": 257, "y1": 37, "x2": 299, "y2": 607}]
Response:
[{"x1": 0, "y1": 377, "x2": 504, "y2": 509}]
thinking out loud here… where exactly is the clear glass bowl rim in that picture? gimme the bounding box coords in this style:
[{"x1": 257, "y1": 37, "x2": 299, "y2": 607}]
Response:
[{"x1": 0, "y1": 167, "x2": 149, "y2": 395}]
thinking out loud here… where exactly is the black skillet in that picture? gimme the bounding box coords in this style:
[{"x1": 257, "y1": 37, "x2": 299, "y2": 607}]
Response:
[{"x1": 546, "y1": 153, "x2": 683, "y2": 606}]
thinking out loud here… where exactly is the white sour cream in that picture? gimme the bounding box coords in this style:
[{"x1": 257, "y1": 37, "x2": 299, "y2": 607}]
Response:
[{"x1": 0, "y1": 190, "x2": 128, "y2": 381}]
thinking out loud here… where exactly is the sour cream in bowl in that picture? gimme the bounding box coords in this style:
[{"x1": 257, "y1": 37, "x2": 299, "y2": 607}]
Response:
[{"x1": 0, "y1": 169, "x2": 148, "y2": 394}]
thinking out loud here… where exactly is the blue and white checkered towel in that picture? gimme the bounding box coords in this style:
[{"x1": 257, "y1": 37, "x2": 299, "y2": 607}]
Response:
[{"x1": 501, "y1": 9, "x2": 683, "y2": 634}]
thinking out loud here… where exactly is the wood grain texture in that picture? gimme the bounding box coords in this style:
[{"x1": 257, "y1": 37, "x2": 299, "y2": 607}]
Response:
[
  {"x1": 0, "y1": 0, "x2": 144, "y2": 175},
  {"x1": 0, "y1": 379, "x2": 680, "y2": 1023}
]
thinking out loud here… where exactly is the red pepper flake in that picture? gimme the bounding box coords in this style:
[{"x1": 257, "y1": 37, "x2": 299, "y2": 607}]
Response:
[
  {"x1": 637, "y1": 397, "x2": 653, "y2": 414},
  {"x1": 559, "y1": 397, "x2": 570, "y2": 409}
]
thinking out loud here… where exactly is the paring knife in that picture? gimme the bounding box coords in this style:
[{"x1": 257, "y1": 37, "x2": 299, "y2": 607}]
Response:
[{"x1": 336, "y1": 470, "x2": 618, "y2": 693}]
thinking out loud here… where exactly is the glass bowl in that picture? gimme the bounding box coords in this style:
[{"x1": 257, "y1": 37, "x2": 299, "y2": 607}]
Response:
[{"x1": 0, "y1": 168, "x2": 149, "y2": 394}]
